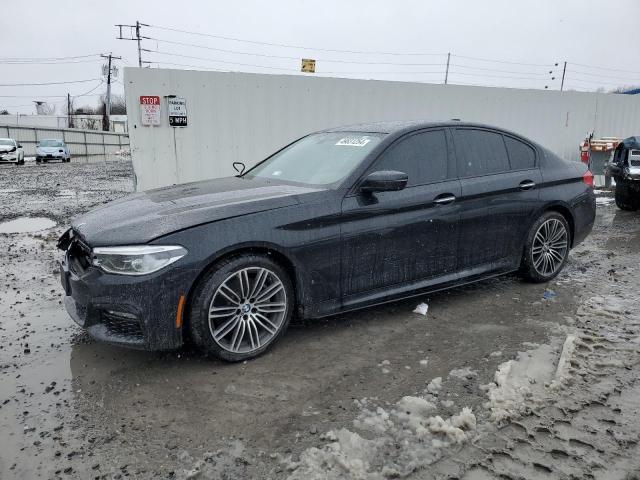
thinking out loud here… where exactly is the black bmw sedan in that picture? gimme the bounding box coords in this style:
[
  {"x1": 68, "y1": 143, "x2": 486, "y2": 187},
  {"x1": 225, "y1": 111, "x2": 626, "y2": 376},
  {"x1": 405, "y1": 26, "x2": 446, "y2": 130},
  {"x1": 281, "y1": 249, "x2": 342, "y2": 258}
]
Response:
[{"x1": 58, "y1": 121, "x2": 595, "y2": 361}]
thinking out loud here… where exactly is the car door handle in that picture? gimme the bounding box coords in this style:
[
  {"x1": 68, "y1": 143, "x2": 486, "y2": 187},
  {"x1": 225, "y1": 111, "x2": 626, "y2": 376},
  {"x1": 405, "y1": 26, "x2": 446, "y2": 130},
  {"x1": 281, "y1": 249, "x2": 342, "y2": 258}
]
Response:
[
  {"x1": 433, "y1": 194, "x2": 456, "y2": 205},
  {"x1": 519, "y1": 180, "x2": 536, "y2": 190}
]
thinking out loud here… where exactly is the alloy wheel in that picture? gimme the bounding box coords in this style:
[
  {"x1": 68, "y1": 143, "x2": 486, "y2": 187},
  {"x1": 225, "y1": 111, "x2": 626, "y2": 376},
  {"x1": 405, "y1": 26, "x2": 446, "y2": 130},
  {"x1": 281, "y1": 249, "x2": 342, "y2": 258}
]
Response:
[
  {"x1": 531, "y1": 218, "x2": 568, "y2": 277},
  {"x1": 208, "y1": 267, "x2": 287, "y2": 354}
]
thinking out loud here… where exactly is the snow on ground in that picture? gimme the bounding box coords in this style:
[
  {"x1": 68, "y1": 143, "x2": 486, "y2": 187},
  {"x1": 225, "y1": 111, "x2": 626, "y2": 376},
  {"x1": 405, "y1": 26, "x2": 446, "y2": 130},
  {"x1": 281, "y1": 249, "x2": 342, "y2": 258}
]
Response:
[
  {"x1": 412, "y1": 302, "x2": 429, "y2": 316},
  {"x1": 448, "y1": 367, "x2": 478, "y2": 380},
  {"x1": 596, "y1": 196, "x2": 615, "y2": 206},
  {"x1": 285, "y1": 395, "x2": 476, "y2": 480}
]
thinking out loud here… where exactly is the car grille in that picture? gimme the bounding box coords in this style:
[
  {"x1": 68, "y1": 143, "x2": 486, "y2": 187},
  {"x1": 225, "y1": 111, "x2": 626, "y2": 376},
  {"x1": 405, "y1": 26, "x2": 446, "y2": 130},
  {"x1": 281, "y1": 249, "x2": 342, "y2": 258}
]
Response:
[
  {"x1": 101, "y1": 310, "x2": 144, "y2": 340},
  {"x1": 630, "y1": 159, "x2": 640, "y2": 167}
]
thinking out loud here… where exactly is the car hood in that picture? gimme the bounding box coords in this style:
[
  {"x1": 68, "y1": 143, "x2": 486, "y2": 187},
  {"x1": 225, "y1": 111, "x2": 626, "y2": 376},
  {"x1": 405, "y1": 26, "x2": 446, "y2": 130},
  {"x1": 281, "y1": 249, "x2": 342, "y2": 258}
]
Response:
[
  {"x1": 0, "y1": 146, "x2": 15, "y2": 153},
  {"x1": 37, "y1": 147, "x2": 63, "y2": 153},
  {"x1": 72, "y1": 176, "x2": 324, "y2": 246}
]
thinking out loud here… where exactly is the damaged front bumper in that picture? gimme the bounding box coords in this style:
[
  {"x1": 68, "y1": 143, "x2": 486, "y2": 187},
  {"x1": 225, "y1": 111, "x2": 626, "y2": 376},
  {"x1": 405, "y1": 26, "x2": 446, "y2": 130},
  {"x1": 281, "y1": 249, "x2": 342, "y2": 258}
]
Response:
[{"x1": 58, "y1": 230, "x2": 193, "y2": 350}]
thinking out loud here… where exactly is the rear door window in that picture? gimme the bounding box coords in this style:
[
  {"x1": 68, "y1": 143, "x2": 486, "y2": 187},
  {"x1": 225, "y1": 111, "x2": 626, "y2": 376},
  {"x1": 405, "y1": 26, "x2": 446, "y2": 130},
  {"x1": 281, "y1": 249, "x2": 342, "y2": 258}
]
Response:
[
  {"x1": 373, "y1": 129, "x2": 450, "y2": 186},
  {"x1": 504, "y1": 136, "x2": 536, "y2": 170},
  {"x1": 453, "y1": 129, "x2": 510, "y2": 177}
]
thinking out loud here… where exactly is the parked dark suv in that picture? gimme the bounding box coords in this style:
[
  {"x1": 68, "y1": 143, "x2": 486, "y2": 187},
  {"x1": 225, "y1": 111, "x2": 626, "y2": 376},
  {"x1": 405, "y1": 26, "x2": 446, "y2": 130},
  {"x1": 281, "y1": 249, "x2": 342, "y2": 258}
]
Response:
[{"x1": 58, "y1": 121, "x2": 596, "y2": 361}]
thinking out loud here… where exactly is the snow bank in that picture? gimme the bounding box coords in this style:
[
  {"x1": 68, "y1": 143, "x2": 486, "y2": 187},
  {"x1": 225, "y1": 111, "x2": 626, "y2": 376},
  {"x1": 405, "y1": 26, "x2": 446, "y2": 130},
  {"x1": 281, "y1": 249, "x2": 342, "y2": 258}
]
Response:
[
  {"x1": 482, "y1": 343, "x2": 558, "y2": 423},
  {"x1": 287, "y1": 395, "x2": 476, "y2": 479}
]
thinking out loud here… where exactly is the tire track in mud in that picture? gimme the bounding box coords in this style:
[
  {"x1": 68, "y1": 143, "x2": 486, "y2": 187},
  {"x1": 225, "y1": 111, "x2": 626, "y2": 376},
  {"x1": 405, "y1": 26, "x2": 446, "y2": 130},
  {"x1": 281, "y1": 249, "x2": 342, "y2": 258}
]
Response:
[{"x1": 427, "y1": 212, "x2": 640, "y2": 480}]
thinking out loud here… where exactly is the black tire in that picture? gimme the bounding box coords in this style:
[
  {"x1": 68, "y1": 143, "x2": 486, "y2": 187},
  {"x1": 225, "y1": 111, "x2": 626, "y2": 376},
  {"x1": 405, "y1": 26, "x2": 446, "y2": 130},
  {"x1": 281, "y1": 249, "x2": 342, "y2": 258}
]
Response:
[
  {"x1": 188, "y1": 254, "x2": 294, "y2": 362},
  {"x1": 615, "y1": 180, "x2": 637, "y2": 211},
  {"x1": 521, "y1": 211, "x2": 571, "y2": 283},
  {"x1": 17, "y1": 157, "x2": 25, "y2": 165},
  {"x1": 36, "y1": 157, "x2": 41, "y2": 164}
]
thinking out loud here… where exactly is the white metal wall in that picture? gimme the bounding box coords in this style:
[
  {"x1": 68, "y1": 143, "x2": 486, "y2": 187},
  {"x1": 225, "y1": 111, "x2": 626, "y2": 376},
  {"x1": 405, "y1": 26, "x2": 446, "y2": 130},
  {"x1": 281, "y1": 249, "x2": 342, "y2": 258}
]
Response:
[{"x1": 124, "y1": 68, "x2": 640, "y2": 191}]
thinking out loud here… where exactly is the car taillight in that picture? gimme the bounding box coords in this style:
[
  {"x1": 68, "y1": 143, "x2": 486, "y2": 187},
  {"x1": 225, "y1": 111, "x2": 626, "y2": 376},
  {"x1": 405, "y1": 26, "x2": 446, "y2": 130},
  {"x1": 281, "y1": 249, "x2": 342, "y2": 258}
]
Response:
[{"x1": 582, "y1": 170, "x2": 594, "y2": 187}]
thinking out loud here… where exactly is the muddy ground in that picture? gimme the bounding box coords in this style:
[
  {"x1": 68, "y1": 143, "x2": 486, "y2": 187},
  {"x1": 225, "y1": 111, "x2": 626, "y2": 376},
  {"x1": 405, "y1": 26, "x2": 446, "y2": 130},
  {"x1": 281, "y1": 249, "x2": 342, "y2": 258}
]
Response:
[{"x1": 0, "y1": 160, "x2": 638, "y2": 479}]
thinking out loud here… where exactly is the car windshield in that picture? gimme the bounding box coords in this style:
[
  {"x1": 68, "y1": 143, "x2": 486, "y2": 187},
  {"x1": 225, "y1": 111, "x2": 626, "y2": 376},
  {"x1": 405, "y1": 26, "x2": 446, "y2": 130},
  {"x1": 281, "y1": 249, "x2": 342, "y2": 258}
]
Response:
[
  {"x1": 39, "y1": 140, "x2": 64, "y2": 147},
  {"x1": 0, "y1": 139, "x2": 14, "y2": 146},
  {"x1": 245, "y1": 132, "x2": 385, "y2": 186}
]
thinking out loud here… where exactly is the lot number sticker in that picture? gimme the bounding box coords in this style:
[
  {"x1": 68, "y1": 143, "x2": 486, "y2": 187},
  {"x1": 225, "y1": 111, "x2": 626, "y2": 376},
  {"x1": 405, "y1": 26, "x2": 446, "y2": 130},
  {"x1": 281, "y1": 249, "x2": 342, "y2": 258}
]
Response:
[
  {"x1": 335, "y1": 136, "x2": 371, "y2": 147},
  {"x1": 168, "y1": 97, "x2": 188, "y2": 127},
  {"x1": 139, "y1": 96, "x2": 161, "y2": 126}
]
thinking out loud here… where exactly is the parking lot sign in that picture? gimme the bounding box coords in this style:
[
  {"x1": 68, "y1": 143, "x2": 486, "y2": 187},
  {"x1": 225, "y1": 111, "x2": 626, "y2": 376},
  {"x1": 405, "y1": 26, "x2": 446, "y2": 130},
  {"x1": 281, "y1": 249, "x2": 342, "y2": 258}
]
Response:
[{"x1": 168, "y1": 97, "x2": 188, "y2": 127}]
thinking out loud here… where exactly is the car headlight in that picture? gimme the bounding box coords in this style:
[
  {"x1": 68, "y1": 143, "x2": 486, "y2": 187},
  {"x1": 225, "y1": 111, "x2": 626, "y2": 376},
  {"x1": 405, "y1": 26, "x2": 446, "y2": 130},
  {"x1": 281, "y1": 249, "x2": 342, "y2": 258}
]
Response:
[{"x1": 91, "y1": 245, "x2": 187, "y2": 275}]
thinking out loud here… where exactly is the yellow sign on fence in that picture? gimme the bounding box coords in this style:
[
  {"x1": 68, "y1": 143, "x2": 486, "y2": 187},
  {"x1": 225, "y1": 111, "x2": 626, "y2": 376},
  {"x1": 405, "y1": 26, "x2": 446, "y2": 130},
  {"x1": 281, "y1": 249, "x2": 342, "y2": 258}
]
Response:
[{"x1": 301, "y1": 59, "x2": 316, "y2": 73}]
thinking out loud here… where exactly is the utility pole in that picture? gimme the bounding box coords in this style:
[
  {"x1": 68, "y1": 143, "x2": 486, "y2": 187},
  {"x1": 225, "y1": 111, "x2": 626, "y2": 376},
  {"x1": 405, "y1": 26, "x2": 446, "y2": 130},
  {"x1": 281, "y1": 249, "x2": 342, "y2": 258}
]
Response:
[
  {"x1": 101, "y1": 53, "x2": 122, "y2": 131},
  {"x1": 444, "y1": 53, "x2": 451, "y2": 85},
  {"x1": 67, "y1": 93, "x2": 72, "y2": 128},
  {"x1": 560, "y1": 61, "x2": 567, "y2": 91},
  {"x1": 116, "y1": 21, "x2": 147, "y2": 67}
]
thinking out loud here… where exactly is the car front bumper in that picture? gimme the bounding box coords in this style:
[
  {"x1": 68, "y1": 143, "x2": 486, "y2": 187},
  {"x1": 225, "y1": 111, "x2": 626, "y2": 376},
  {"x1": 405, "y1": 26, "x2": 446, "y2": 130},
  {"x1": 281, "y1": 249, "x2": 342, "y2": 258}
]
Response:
[
  {"x1": 0, "y1": 154, "x2": 18, "y2": 162},
  {"x1": 59, "y1": 244, "x2": 195, "y2": 351}
]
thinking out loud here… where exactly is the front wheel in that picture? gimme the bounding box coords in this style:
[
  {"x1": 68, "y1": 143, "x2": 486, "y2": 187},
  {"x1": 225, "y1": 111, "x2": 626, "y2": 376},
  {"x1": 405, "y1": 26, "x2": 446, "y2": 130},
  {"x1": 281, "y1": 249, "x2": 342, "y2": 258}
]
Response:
[
  {"x1": 521, "y1": 212, "x2": 571, "y2": 282},
  {"x1": 188, "y1": 254, "x2": 294, "y2": 362}
]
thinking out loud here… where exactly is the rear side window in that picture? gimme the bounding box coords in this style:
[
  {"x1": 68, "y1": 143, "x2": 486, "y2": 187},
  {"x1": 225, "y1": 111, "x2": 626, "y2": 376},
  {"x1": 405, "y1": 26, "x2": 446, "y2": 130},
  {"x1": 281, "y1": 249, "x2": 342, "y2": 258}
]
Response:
[
  {"x1": 504, "y1": 136, "x2": 536, "y2": 170},
  {"x1": 453, "y1": 129, "x2": 510, "y2": 177},
  {"x1": 373, "y1": 129, "x2": 449, "y2": 186}
]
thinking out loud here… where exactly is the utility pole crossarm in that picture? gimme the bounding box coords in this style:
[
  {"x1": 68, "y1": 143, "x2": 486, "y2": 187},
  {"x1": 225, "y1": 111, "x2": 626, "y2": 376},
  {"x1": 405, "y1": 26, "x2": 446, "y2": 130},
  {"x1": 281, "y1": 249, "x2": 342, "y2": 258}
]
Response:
[{"x1": 115, "y1": 21, "x2": 145, "y2": 67}]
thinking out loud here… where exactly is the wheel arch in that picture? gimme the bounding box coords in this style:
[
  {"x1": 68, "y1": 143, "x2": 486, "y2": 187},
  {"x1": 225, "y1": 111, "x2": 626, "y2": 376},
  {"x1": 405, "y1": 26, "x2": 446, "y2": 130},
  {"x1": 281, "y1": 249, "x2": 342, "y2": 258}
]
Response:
[
  {"x1": 542, "y1": 203, "x2": 575, "y2": 247},
  {"x1": 181, "y1": 243, "x2": 303, "y2": 338}
]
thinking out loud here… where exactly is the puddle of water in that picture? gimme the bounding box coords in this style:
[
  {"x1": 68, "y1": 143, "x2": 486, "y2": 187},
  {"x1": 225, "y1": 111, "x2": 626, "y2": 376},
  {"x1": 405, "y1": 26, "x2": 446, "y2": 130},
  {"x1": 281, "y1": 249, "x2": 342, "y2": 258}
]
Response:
[{"x1": 0, "y1": 216, "x2": 56, "y2": 233}]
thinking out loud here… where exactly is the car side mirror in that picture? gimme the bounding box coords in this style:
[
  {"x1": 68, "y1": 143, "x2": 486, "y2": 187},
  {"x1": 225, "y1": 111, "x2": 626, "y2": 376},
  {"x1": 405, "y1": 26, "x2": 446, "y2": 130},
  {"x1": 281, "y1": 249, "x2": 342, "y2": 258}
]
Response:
[
  {"x1": 17, "y1": 144, "x2": 22, "y2": 148},
  {"x1": 360, "y1": 170, "x2": 408, "y2": 193}
]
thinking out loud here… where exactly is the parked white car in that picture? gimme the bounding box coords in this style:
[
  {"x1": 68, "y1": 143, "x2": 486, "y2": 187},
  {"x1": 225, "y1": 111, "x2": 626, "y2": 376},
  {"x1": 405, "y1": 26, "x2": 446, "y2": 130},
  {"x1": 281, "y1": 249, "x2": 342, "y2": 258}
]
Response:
[
  {"x1": 36, "y1": 139, "x2": 71, "y2": 163},
  {"x1": 0, "y1": 138, "x2": 25, "y2": 165}
]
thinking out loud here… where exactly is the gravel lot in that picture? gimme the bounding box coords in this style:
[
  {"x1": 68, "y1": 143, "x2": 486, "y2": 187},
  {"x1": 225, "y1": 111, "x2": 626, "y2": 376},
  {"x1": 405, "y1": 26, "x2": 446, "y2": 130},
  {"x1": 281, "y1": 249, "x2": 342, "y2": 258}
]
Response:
[{"x1": 0, "y1": 160, "x2": 638, "y2": 479}]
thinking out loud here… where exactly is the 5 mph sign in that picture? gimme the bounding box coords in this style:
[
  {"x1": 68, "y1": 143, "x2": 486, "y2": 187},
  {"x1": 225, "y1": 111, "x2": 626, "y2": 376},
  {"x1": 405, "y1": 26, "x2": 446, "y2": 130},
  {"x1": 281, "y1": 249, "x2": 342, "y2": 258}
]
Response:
[{"x1": 168, "y1": 97, "x2": 188, "y2": 127}]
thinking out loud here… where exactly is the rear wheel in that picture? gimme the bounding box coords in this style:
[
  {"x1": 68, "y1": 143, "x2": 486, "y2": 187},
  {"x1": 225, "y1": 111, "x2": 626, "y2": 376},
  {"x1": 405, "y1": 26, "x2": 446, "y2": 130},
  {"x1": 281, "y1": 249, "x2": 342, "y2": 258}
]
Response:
[
  {"x1": 188, "y1": 254, "x2": 294, "y2": 362},
  {"x1": 521, "y1": 212, "x2": 570, "y2": 282},
  {"x1": 615, "y1": 180, "x2": 638, "y2": 211}
]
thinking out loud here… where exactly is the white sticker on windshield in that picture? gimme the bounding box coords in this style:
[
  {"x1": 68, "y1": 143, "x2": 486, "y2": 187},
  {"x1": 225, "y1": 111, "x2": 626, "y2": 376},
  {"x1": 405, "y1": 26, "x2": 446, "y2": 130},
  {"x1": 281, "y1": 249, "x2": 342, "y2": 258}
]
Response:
[{"x1": 335, "y1": 136, "x2": 371, "y2": 147}]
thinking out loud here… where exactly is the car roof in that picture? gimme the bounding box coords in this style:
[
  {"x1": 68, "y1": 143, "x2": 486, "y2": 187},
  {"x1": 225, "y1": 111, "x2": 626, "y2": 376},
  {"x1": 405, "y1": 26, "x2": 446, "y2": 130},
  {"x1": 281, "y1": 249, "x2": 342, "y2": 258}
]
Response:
[
  {"x1": 619, "y1": 136, "x2": 640, "y2": 150},
  {"x1": 322, "y1": 120, "x2": 524, "y2": 137}
]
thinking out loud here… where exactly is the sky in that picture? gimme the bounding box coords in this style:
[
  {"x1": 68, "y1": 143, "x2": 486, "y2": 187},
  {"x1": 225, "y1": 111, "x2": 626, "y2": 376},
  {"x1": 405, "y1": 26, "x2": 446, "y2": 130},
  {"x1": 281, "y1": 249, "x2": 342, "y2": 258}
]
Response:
[{"x1": 2, "y1": 0, "x2": 639, "y2": 114}]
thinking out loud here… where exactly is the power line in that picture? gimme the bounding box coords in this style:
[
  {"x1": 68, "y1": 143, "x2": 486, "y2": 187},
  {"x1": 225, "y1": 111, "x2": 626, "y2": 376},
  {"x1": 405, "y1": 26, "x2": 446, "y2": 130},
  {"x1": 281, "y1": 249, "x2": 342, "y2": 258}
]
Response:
[
  {"x1": 0, "y1": 54, "x2": 102, "y2": 62},
  {"x1": 0, "y1": 59, "x2": 103, "y2": 65},
  {"x1": 147, "y1": 23, "x2": 446, "y2": 56},
  {"x1": 451, "y1": 54, "x2": 554, "y2": 68},
  {"x1": 450, "y1": 63, "x2": 552, "y2": 76},
  {"x1": 450, "y1": 71, "x2": 552, "y2": 81},
  {"x1": 145, "y1": 50, "x2": 300, "y2": 72},
  {"x1": 144, "y1": 37, "x2": 447, "y2": 66},
  {"x1": 0, "y1": 78, "x2": 102, "y2": 87},
  {"x1": 568, "y1": 62, "x2": 640, "y2": 76}
]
